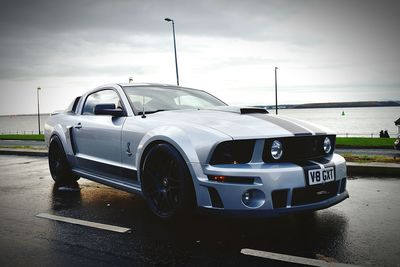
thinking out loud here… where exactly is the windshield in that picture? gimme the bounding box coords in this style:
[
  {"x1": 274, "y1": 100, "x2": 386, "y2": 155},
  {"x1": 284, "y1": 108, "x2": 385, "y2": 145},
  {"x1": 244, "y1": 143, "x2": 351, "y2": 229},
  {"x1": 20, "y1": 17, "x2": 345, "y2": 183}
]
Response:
[{"x1": 122, "y1": 86, "x2": 227, "y2": 114}]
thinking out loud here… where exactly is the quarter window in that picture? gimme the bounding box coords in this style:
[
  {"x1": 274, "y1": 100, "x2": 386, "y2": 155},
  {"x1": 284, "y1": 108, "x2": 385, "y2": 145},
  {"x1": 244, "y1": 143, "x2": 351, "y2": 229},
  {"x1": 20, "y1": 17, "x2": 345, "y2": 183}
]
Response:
[{"x1": 82, "y1": 90, "x2": 121, "y2": 115}]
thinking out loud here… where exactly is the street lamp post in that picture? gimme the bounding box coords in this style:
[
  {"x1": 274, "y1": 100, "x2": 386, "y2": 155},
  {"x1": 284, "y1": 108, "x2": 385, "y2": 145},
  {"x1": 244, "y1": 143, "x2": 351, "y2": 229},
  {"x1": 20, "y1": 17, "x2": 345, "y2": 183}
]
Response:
[
  {"x1": 37, "y1": 87, "x2": 41, "y2": 134},
  {"x1": 164, "y1": 17, "x2": 180, "y2": 86},
  {"x1": 274, "y1": 67, "x2": 278, "y2": 115}
]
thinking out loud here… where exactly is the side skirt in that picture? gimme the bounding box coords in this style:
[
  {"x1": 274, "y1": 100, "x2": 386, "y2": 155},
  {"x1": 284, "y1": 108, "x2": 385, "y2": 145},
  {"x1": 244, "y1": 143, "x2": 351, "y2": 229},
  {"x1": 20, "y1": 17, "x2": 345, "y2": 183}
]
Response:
[{"x1": 72, "y1": 168, "x2": 142, "y2": 194}]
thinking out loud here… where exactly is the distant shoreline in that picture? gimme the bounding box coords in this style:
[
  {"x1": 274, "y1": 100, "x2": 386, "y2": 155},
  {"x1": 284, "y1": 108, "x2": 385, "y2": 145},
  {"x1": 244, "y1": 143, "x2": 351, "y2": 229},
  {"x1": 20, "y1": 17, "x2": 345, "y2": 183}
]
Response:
[
  {"x1": 1, "y1": 101, "x2": 400, "y2": 116},
  {"x1": 260, "y1": 101, "x2": 400, "y2": 110},
  {"x1": 0, "y1": 113, "x2": 51, "y2": 117}
]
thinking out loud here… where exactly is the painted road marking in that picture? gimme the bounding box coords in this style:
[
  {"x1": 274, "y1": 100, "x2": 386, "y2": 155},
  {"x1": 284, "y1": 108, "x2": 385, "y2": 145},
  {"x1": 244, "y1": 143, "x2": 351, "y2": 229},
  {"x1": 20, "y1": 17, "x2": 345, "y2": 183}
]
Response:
[
  {"x1": 241, "y1": 248, "x2": 362, "y2": 267},
  {"x1": 36, "y1": 213, "x2": 131, "y2": 233}
]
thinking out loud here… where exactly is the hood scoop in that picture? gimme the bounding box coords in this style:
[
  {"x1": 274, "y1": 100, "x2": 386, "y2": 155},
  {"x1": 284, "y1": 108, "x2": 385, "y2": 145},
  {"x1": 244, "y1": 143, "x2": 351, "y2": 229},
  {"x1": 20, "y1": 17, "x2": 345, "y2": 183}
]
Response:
[{"x1": 207, "y1": 106, "x2": 268, "y2": 114}]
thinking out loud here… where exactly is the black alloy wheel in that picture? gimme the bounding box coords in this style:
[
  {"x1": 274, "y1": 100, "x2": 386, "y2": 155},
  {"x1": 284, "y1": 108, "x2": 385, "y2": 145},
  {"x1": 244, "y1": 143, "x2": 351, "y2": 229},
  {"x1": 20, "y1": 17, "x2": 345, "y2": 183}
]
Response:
[
  {"x1": 141, "y1": 143, "x2": 195, "y2": 219},
  {"x1": 48, "y1": 135, "x2": 79, "y2": 183}
]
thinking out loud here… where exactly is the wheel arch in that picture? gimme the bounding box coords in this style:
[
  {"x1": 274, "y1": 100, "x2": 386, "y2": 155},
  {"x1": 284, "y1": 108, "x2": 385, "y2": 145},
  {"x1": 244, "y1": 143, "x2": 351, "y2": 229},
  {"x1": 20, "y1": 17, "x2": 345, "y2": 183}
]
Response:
[
  {"x1": 48, "y1": 124, "x2": 75, "y2": 156},
  {"x1": 137, "y1": 137, "x2": 199, "y2": 184},
  {"x1": 135, "y1": 126, "x2": 201, "y2": 191},
  {"x1": 138, "y1": 139, "x2": 199, "y2": 212}
]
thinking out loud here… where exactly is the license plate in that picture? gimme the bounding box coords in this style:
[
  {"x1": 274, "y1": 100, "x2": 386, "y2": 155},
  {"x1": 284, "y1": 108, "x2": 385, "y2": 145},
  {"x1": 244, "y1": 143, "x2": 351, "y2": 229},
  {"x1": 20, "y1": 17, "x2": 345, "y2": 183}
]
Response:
[{"x1": 308, "y1": 167, "x2": 335, "y2": 185}]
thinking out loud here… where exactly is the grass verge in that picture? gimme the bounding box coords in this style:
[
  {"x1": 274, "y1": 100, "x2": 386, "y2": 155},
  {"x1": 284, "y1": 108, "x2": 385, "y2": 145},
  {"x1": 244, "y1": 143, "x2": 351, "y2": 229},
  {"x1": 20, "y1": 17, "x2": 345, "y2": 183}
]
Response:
[
  {"x1": 336, "y1": 137, "x2": 395, "y2": 148},
  {"x1": 0, "y1": 134, "x2": 44, "y2": 141}
]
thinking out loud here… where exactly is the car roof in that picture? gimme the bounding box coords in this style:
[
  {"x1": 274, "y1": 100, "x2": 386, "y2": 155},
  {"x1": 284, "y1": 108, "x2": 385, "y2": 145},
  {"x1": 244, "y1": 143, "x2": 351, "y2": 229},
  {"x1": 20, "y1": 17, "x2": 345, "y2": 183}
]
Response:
[{"x1": 117, "y1": 83, "x2": 201, "y2": 91}]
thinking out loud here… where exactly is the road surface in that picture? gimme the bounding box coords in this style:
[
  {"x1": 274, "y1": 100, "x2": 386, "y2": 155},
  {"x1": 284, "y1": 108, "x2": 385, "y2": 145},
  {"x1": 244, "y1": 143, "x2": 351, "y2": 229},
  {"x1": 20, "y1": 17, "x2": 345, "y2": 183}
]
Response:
[{"x1": 0, "y1": 155, "x2": 399, "y2": 266}]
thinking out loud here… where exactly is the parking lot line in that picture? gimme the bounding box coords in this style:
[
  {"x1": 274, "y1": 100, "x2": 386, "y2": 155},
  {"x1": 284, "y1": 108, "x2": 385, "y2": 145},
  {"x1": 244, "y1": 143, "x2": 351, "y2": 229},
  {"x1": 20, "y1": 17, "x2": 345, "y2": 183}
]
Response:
[
  {"x1": 36, "y1": 213, "x2": 131, "y2": 233},
  {"x1": 241, "y1": 248, "x2": 361, "y2": 267}
]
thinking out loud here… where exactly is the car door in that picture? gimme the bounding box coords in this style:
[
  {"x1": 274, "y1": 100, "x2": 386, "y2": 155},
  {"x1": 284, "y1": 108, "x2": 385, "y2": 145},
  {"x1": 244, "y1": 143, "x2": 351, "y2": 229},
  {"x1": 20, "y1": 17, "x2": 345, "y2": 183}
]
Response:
[{"x1": 72, "y1": 89, "x2": 127, "y2": 179}]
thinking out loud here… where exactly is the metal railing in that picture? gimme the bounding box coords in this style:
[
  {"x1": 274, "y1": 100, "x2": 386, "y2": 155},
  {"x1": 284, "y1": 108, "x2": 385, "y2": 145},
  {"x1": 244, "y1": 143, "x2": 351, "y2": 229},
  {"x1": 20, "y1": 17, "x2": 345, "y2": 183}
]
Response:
[
  {"x1": 336, "y1": 132, "x2": 397, "y2": 138},
  {"x1": 0, "y1": 131, "x2": 43, "y2": 135}
]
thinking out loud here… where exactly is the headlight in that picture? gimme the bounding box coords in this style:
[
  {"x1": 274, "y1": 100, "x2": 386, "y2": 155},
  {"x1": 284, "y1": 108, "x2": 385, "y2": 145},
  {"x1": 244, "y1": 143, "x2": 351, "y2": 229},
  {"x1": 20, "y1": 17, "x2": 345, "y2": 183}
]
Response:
[
  {"x1": 271, "y1": 140, "x2": 283, "y2": 160},
  {"x1": 323, "y1": 137, "x2": 332, "y2": 153},
  {"x1": 210, "y1": 140, "x2": 255, "y2": 165}
]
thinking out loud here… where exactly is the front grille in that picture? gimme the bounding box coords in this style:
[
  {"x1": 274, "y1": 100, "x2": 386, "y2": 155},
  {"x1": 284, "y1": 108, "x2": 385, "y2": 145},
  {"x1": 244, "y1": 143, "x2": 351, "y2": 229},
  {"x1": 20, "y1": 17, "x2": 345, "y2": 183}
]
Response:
[
  {"x1": 291, "y1": 181, "x2": 339, "y2": 206},
  {"x1": 210, "y1": 140, "x2": 255, "y2": 165},
  {"x1": 263, "y1": 135, "x2": 335, "y2": 162}
]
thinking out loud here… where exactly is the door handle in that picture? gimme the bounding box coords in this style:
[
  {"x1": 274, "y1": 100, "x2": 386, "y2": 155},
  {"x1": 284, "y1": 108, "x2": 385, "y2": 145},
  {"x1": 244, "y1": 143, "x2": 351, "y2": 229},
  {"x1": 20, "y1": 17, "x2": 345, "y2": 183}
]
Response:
[{"x1": 74, "y1": 123, "x2": 82, "y2": 129}]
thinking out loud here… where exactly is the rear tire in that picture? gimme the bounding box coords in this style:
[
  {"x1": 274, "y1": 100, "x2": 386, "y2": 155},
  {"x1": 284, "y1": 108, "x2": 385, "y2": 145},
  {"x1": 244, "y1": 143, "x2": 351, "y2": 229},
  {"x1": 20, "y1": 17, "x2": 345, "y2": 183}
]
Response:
[
  {"x1": 48, "y1": 135, "x2": 79, "y2": 183},
  {"x1": 141, "y1": 143, "x2": 196, "y2": 219}
]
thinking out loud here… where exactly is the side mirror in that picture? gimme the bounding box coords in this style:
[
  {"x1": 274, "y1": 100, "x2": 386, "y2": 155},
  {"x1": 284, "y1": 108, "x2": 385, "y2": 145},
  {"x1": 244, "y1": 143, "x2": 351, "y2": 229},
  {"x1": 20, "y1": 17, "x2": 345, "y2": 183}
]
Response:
[{"x1": 94, "y1": 104, "x2": 124, "y2": 117}]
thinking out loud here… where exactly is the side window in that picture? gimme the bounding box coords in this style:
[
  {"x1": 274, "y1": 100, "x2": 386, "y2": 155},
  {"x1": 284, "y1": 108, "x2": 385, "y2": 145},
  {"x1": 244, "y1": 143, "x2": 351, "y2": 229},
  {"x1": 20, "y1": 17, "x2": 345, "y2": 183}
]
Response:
[{"x1": 82, "y1": 90, "x2": 121, "y2": 115}]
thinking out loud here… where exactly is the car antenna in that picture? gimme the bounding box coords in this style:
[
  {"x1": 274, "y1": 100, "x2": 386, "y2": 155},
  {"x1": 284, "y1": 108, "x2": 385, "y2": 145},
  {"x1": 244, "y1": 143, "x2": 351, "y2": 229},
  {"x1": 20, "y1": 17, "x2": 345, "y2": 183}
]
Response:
[{"x1": 141, "y1": 95, "x2": 146, "y2": 118}]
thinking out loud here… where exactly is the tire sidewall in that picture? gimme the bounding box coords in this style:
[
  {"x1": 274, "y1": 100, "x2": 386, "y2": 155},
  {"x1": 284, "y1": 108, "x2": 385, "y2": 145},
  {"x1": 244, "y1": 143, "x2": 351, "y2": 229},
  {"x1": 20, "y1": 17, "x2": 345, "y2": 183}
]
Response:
[
  {"x1": 48, "y1": 135, "x2": 78, "y2": 183},
  {"x1": 141, "y1": 143, "x2": 195, "y2": 219}
]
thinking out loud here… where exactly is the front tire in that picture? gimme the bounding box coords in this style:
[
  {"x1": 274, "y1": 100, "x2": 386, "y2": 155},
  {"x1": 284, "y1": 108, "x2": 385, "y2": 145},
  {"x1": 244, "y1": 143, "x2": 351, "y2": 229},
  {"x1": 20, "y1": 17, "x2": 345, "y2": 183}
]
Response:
[
  {"x1": 141, "y1": 143, "x2": 196, "y2": 219},
  {"x1": 48, "y1": 135, "x2": 79, "y2": 183}
]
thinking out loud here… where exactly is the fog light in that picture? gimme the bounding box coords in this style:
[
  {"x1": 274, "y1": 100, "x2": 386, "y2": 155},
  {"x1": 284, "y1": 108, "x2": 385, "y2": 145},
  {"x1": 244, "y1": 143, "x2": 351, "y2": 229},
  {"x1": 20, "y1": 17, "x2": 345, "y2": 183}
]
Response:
[
  {"x1": 323, "y1": 137, "x2": 332, "y2": 153},
  {"x1": 241, "y1": 189, "x2": 266, "y2": 208},
  {"x1": 243, "y1": 191, "x2": 251, "y2": 204}
]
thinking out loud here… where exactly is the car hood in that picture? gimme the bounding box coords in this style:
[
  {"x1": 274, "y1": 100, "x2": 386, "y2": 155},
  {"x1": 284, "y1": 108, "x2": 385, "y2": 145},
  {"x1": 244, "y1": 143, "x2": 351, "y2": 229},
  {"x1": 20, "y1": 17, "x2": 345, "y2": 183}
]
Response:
[{"x1": 148, "y1": 107, "x2": 332, "y2": 139}]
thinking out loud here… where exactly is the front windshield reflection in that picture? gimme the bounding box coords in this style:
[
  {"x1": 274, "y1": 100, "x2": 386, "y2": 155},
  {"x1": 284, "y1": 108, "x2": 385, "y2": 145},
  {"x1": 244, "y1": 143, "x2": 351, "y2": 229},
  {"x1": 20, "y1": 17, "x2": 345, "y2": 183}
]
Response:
[{"x1": 123, "y1": 86, "x2": 227, "y2": 114}]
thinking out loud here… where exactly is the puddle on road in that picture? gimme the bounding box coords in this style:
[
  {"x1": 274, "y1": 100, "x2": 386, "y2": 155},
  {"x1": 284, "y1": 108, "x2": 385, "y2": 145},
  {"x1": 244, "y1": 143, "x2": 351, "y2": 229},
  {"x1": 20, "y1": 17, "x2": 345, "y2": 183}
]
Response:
[{"x1": 57, "y1": 186, "x2": 80, "y2": 192}]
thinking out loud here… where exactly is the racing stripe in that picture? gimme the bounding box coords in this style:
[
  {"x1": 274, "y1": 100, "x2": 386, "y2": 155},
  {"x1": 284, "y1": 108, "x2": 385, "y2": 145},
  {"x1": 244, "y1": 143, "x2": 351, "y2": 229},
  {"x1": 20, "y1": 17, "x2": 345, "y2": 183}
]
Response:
[
  {"x1": 281, "y1": 116, "x2": 327, "y2": 135},
  {"x1": 248, "y1": 114, "x2": 313, "y2": 136}
]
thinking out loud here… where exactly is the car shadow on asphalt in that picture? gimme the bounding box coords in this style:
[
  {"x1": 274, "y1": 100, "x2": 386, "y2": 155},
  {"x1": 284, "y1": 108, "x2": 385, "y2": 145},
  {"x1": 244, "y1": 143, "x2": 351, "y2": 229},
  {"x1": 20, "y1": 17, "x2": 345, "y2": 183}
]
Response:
[{"x1": 48, "y1": 180, "x2": 349, "y2": 262}]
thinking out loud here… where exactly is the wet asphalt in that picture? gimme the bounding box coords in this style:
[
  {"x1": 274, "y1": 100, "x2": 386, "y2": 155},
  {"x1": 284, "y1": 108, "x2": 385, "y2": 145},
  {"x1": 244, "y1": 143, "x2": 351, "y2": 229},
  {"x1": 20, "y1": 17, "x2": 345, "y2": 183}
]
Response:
[{"x1": 0, "y1": 155, "x2": 399, "y2": 267}]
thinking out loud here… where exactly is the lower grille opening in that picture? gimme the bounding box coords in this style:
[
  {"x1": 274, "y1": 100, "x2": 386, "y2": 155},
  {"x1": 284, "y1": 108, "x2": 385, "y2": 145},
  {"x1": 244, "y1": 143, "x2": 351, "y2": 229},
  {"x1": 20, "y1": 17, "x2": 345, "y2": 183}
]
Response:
[
  {"x1": 292, "y1": 181, "x2": 339, "y2": 206},
  {"x1": 339, "y1": 178, "x2": 347, "y2": 193},
  {"x1": 208, "y1": 187, "x2": 224, "y2": 208},
  {"x1": 272, "y1": 189, "x2": 289, "y2": 208}
]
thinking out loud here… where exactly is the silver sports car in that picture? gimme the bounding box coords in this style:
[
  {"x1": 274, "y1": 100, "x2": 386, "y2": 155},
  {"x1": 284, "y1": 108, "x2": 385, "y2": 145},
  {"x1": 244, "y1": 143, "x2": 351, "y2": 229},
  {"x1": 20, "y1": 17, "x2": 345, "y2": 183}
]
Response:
[{"x1": 45, "y1": 83, "x2": 348, "y2": 219}]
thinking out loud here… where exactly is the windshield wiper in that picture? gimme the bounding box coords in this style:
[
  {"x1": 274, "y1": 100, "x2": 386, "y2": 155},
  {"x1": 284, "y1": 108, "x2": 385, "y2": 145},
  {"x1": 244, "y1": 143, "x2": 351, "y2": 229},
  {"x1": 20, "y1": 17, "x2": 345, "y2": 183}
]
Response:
[{"x1": 138, "y1": 109, "x2": 170, "y2": 115}]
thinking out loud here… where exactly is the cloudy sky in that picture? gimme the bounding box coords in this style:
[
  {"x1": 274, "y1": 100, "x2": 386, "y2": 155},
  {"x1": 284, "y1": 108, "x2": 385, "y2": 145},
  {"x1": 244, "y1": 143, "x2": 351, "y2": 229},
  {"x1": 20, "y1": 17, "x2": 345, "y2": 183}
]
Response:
[{"x1": 0, "y1": 0, "x2": 399, "y2": 115}]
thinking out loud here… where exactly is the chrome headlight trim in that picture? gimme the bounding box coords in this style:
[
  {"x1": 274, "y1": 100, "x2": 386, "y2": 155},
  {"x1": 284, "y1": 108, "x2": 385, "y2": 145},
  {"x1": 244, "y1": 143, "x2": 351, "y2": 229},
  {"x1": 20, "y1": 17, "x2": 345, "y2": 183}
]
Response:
[
  {"x1": 271, "y1": 140, "x2": 283, "y2": 160},
  {"x1": 323, "y1": 137, "x2": 332, "y2": 153}
]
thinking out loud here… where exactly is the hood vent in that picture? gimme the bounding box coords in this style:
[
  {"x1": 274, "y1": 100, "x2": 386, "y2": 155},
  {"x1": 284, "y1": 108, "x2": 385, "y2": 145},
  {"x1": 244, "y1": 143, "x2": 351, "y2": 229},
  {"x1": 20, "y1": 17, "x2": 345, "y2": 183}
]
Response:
[
  {"x1": 208, "y1": 106, "x2": 268, "y2": 114},
  {"x1": 240, "y1": 108, "x2": 268, "y2": 114}
]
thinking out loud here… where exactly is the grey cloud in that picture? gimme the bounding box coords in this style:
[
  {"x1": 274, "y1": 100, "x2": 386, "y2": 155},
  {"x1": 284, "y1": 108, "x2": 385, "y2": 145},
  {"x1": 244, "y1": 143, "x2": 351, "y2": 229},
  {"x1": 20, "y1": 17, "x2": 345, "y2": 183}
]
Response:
[{"x1": 1, "y1": 0, "x2": 400, "y2": 81}]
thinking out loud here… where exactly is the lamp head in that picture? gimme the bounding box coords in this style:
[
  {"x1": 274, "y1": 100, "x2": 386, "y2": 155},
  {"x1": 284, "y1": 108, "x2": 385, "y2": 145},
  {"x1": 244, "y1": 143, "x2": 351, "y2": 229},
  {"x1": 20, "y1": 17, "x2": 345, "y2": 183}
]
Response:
[{"x1": 164, "y1": 18, "x2": 172, "y2": 22}]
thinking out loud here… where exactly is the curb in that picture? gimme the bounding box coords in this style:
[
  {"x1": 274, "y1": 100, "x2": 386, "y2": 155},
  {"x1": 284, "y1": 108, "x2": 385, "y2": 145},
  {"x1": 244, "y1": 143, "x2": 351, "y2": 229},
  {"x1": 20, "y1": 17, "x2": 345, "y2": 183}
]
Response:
[
  {"x1": 0, "y1": 149, "x2": 48, "y2": 157},
  {"x1": 1, "y1": 149, "x2": 399, "y2": 177},
  {"x1": 347, "y1": 162, "x2": 400, "y2": 177}
]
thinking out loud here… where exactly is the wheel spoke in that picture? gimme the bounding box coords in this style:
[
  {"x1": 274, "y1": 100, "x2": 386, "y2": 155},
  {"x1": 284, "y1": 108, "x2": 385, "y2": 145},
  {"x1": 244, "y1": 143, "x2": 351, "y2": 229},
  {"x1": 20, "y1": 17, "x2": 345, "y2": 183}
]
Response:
[
  {"x1": 143, "y1": 144, "x2": 193, "y2": 217},
  {"x1": 153, "y1": 191, "x2": 163, "y2": 208},
  {"x1": 163, "y1": 191, "x2": 173, "y2": 210},
  {"x1": 166, "y1": 190, "x2": 177, "y2": 206},
  {"x1": 168, "y1": 185, "x2": 180, "y2": 191}
]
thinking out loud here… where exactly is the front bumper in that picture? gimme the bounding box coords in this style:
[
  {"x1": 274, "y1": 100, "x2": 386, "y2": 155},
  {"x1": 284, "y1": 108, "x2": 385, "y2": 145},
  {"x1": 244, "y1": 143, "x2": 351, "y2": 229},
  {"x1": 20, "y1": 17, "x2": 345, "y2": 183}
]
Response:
[{"x1": 191, "y1": 153, "x2": 348, "y2": 217}]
